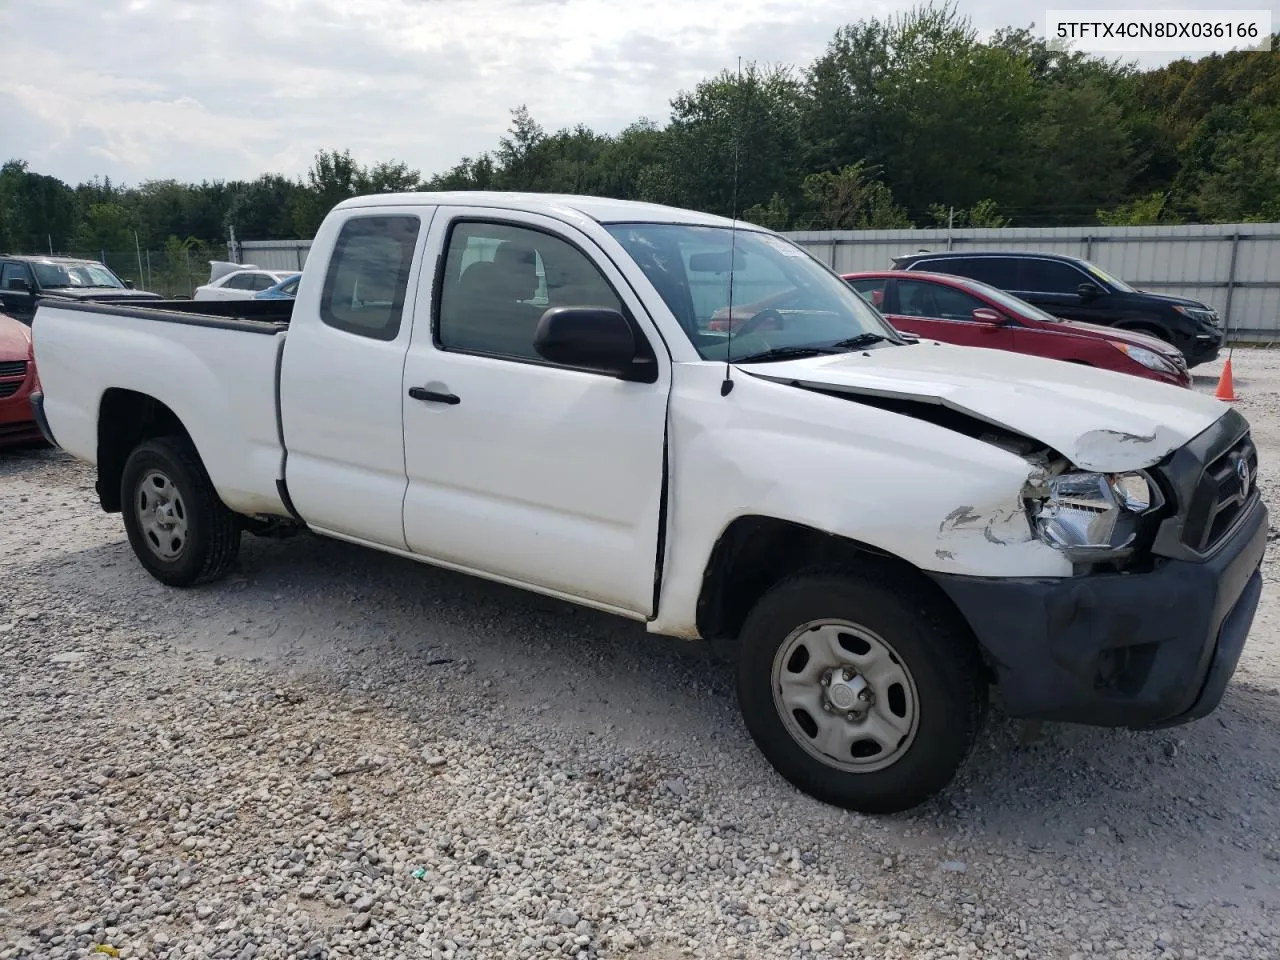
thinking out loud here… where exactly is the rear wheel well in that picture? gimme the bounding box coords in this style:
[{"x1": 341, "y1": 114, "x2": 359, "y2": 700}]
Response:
[
  {"x1": 695, "y1": 516, "x2": 978, "y2": 650},
  {"x1": 97, "y1": 390, "x2": 193, "y2": 513}
]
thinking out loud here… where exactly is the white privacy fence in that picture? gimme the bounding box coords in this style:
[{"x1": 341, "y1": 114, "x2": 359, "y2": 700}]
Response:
[{"x1": 233, "y1": 222, "x2": 1280, "y2": 340}]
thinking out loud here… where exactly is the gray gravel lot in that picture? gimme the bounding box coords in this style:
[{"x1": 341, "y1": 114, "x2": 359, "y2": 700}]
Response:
[{"x1": 2, "y1": 351, "x2": 1279, "y2": 960}]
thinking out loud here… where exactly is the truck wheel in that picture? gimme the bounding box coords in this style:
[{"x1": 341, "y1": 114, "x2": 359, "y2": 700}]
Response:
[
  {"x1": 736, "y1": 570, "x2": 987, "y2": 814},
  {"x1": 120, "y1": 436, "x2": 241, "y2": 587}
]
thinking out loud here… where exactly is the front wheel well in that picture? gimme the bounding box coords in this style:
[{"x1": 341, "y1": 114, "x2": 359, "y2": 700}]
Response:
[
  {"x1": 1114, "y1": 321, "x2": 1172, "y2": 342},
  {"x1": 97, "y1": 389, "x2": 193, "y2": 513},
  {"x1": 694, "y1": 516, "x2": 978, "y2": 649}
]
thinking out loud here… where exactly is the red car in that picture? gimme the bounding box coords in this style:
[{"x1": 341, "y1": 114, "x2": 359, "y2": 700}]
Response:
[
  {"x1": 842, "y1": 270, "x2": 1192, "y2": 388},
  {"x1": 0, "y1": 310, "x2": 43, "y2": 447}
]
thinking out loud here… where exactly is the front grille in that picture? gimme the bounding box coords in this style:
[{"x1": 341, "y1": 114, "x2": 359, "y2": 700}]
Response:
[
  {"x1": 0, "y1": 381, "x2": 20, "y2": 399},
  {"x1": 0, "y1": 360, "x2": 26, "y2": 378},
  {"x1": 1180, "y1": 432, "x2": 1258, "y2": 553}
]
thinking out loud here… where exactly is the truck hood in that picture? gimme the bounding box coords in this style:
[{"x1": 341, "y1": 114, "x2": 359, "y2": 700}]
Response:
[{"x1": 741, "y1": 341, "x2": 1227, "y2": 472}]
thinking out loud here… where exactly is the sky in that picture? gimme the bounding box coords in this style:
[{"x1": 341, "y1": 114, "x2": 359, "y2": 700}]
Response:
[{"x1": 2, "y1": 0, "x2": 1268, "y2": 187}]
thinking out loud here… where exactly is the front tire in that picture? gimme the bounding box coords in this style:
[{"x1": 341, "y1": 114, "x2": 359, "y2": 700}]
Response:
[
  {"x1": 120, "y1": 436, "x2": 241, "y2": 587},
  {"x1": 736, "y1": 569, "x2": 987, "y2": 814}
]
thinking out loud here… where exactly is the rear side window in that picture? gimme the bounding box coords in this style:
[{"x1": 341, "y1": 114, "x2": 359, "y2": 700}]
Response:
[
  {"x1": 1018, "y1": 259, "x2": 1089, "y2": 294},
  {"x1": 321, "y1": 215, "x2": 421, "y2": 341},
  {"x1": 225, "y1": 273, "x2": 256, "y2": 290},
  {"x1": 922, "y1": 257, "x2": 1020, "y2": 289}
]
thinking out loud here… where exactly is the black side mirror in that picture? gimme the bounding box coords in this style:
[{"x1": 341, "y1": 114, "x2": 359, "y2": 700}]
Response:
[
  {"x1": 1077, "y1": 282, "x2": 1101, "y2": 300},
  {"x1": 534, "y1": 306, "x2": 655, "y2": 382},
  {"x1": 124, "y1": 279, "x2": 135, "y2": 289},
  {"x1": 7, "y1": 277, "x2": 31, "y2": 293}
]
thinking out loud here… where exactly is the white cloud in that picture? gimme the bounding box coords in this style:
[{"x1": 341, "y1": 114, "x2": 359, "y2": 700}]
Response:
[{"x1": 3, "y1": 0, "x2": 1209, "y2": 186}]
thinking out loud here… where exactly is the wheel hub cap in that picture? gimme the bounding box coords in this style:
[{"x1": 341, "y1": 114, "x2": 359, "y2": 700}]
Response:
[
  {"x1": 825, "y1": 671, "x2": 868, "y2": 712},
  {"x1": 771, "y1": 619, "x2": 920, "y2": 774},
  {"x1": 136, "y1": 469, "x2": 189, "y2": 561}
]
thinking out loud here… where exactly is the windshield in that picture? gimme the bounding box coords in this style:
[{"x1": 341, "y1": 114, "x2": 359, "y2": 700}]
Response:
[
  {"x1": 32, "y1": 261, "x2": 125, "y2": 289},
  {"x1": 951, "y1": 277, "x2": 1067, "y2": 324},
  {"x1": 1083, "y1": 261, "x2": 1135, "y2": 293},
  {"x1": 604, "y1": 223, "x2": 901, "y2": 361}
]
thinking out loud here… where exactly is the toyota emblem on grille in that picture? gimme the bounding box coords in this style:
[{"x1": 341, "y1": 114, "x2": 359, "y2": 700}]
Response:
[{"x1": 1236, "y1": 457, "x2": 1251, "y2": 498}]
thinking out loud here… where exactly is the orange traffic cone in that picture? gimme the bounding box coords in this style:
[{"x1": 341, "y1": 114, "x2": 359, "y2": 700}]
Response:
[{"x1": 1215, "y1": 355, "x2": 1237, "y2": 402}]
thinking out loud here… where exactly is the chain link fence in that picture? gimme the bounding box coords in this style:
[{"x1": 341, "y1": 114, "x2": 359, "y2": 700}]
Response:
[{"x1": 37, "y1": 247, "x2": 219, "y2": 300}]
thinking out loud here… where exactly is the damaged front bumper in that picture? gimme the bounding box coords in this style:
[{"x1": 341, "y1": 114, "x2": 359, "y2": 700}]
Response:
[{"x1": 929, "y1": 411, "x2": 1267, "y2": 729}]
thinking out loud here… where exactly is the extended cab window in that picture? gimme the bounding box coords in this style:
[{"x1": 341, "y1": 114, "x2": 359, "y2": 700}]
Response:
[
  {"x1": 321, "y1": 215, "x2": 420, "y2": 341},
  {"x1": 437, "y1": 221, "x2": 622, "y2": 362},
  {"x1": 896, "y1": 280, "x2": 988, "y2": 321}
]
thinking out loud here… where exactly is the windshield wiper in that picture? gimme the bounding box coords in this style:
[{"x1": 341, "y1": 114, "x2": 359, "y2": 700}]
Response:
[
  {"x1": 829, "y1": 332, "x2": 896, "y2": 350},
  {"x1": 731, "y1": 345, "x2": 844, "y2": 364}
]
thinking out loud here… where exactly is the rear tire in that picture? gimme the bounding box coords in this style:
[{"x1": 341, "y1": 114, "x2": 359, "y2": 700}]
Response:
[
  {"x1": 120, "y1": 436, "x2": 241, "y2": 586},
  {"x1": 735, "y1": 569, "x2": 987, "y2": 814}
]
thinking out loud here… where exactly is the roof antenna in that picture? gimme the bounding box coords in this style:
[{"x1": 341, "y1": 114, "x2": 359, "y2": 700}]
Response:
[{"x1": 720, "y1": 56, "x2": 743, "y2": 398}]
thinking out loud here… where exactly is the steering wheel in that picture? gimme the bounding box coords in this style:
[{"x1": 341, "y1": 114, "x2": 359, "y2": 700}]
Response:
[{"x1": 734, "y1": 307, "x2": 787, "y2": 338}]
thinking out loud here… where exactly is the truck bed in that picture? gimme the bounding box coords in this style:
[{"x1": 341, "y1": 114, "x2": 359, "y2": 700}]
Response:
[
  {"x1": 39, "y1": 296, "x2": 294, "y2": 331},
  {"x1": 32, "y1": 298, "x2": 291, "y2": 518}
]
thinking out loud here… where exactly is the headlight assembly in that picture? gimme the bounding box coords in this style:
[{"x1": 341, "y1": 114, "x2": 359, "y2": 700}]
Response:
[
  {"x1": 1109, "y1": 341, "x2": 1179, "y2": 375},
  {"x1": 1032, "y1": 470, "x2": 1163, "y2": 560}
]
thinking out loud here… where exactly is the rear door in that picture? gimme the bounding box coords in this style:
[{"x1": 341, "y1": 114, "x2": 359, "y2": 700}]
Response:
[
  {"x1": 887, "y1": 278, "x2": 1014, "y2": 350},
  {"x1": 1009, "y1": 258, "x2": 1098, "y2": 322},
  {"x1": 279, "y1": 208, "x2": 434, "y2": 549},
  {"x1": 398, "y1": 208, "x2": 670, "y2": 617}
]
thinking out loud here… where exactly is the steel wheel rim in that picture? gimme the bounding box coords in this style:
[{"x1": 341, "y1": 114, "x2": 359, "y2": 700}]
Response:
[
  {"x1": 771, "y1": 618, "x2": 921, "y2": 773},
  {"x1": 135, "y1": 469, "x2": 189, "y2": 562}
]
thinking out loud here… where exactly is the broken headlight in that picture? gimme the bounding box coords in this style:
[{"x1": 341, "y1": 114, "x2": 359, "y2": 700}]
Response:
[{"x1": 1032, "y1": 471, "x2": 1163, "y2": 560}]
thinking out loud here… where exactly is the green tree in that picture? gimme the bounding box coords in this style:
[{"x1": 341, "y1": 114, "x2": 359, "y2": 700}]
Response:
[
  {"x1": 0, "y1": 160, "x2": 77, "y2": 252},
  {"x1": 74, "y1": 202, "x2": 134, "y2": 252},
  {"x1": 291, "y1": 149, "x2": 365, "y2": 237},
  {"x1": 742, "y1": 192, "x2": 791, "y2": 230},
  {"x1": 798, "y1": 162, "x2": 910, "y2": 229},
  {"x1": 656, "y1": 62, "x2": 804, "y2": 218}
]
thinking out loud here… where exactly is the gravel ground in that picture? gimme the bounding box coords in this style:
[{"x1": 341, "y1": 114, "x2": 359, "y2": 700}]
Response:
[{"x1": 2, "y1": 351, "x2": 1279, "y2": 960}]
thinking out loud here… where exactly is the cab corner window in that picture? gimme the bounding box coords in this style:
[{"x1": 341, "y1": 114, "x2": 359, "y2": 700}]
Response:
[
  {"x1": 437, "y1": 221, "x2": 623, "y2": 362},
  {"x1": 320, "y1": 215, "x2": 421, "y2": 341}
]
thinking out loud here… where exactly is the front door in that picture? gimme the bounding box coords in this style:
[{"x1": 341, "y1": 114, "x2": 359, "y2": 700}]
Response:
[
  {"x1": 0, "y1": 263, "x2": 37, "y2": 323},
  {"x1": 400, "y1": 210, "x2": 670, "y2": 617},
  {"x1": 886, "y1": 278, "x2": 1015, "y2": 350}
]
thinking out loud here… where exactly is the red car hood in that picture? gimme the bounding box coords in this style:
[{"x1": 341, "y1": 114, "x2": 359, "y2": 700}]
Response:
[
  {"x1": 0, "y1": 313, "x2": 32, "y2": 360},
  {"x1": 1060, "y1": 320, "x2": 1179, "y2": 357}
]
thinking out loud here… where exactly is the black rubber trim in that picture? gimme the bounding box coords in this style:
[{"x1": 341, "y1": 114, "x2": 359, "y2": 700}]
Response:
[
  {"x1": 35, "y1": 297, "x2": 289, "y2": 334},
  {"x1": 651, "y1": 405, "x2": 671, "y2": 620},
  {"x1": 929, "y1": 496, "x2": 1267, "y2": 729},
  {"x1": 29, "y1": 390, "x2": 58, "y2": 447},
  {"x1": 1150, "y1": 407, "x2": 1253, "y2": 562},
  {"x1": 268, "y1": 335, "x2": 304, "y2": 524}
]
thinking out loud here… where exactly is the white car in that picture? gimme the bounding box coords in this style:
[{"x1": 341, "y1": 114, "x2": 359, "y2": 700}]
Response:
[
  {"x1": 28, "y1": 191, "x2": 1266, "y2": 815},
  {"x1": 194, "y1": 262, "x2": 298, "y2": 301}
]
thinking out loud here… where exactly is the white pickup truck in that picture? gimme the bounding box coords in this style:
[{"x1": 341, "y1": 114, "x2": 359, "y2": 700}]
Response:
[{"x1": 30, "y1": 191, "x2": 1267, "y2": 813}]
